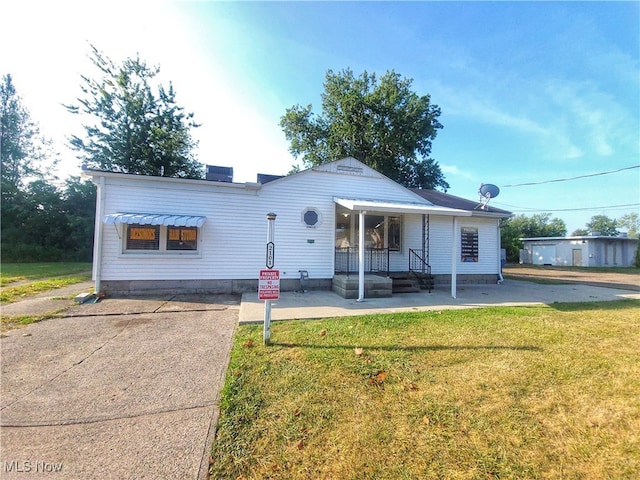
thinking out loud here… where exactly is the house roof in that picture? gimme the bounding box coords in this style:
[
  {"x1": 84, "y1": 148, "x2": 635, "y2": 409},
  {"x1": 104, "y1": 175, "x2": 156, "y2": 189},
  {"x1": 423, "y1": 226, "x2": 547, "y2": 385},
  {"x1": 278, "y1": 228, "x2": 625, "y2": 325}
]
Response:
[
  {"x1": 411, "y1": 188, "x2": 512, "y2": 216},
  {"x1": 521, "y1": 236, "x2": 638, "y2": 242}
]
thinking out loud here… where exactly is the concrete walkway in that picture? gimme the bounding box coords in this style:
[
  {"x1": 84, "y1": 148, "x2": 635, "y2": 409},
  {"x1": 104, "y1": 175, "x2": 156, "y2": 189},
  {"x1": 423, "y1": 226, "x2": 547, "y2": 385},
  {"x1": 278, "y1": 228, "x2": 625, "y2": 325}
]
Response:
[
  {"x1": 239, "y1": 279, "x2": 640, "y2": 323},
  {"x1": 1, "y1": 294, "x2": 239, "y2": 480}
]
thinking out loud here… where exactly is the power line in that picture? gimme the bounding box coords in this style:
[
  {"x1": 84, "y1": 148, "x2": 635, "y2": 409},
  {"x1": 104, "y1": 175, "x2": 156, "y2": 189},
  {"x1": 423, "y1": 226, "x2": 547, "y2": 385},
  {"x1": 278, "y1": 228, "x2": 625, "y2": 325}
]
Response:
[
  {"x1": 501, "y1": 165, "x2": 639, "y2": 188},
  {"x1": 493, "y1": 202, "x2": 639, "y2": 213}
]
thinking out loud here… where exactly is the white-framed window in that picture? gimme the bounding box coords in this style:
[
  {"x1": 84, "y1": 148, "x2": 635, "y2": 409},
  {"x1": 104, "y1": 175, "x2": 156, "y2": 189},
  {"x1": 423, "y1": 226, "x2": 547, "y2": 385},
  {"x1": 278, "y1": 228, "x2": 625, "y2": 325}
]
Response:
[
  {"x1": 123, "y1": 224, "x2": 200, "y2": 254},
  {"x1": 302, "y1": 207, "x2": 322, "y2": 228},
  {"x1": 335, "y1": 211, "x2": 402, "y2": 251}
]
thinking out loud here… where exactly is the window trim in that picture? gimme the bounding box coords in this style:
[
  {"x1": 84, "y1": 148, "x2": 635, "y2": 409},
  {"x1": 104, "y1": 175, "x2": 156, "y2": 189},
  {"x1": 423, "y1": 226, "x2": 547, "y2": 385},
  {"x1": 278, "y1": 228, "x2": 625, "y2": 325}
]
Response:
[
  {"x1": 335, "y1": 211, "x2": 403, "y2": 252},
  {"x1": 302, "y1": 207, "x2": 322, "y2": 228},
  {"x1": 121, "y1": 223, "x2": 202, "y2": 257}
]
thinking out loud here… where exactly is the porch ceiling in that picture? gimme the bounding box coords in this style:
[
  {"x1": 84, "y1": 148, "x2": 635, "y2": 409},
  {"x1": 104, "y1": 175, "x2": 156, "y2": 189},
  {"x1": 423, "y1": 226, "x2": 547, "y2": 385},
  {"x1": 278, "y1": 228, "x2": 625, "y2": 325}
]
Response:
[{"x1": 333, "y1": 197, "x2": 472, "y2": 216}]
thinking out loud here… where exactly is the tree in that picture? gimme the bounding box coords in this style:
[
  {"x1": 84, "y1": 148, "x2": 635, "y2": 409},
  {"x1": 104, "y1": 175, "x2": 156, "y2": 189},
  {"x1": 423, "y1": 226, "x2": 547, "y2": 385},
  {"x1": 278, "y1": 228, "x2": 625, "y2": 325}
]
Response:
[
  {"x1": 616, "y1": 212, "x2": 639, "y2": 238},
  {"x1": 66, "y1": 46, "x2": 202, "y2": 179},
  {"x1": 500, "y1": 213, "x2": 567, "y2": 262},
  {"x1": 280, "y1": 68, "x2": 449, "y2": 190},
  {"x1": 571, "y1": 228, "x2": 589, "y2": 236},
  {"x1": 586, "y1": 214, "x2": 618, "y2": 236},
  {"x1": 1, "y1": 74, "x2": 57, "y2": 201},
  {"x1": 61, "y1": 177, "x2": 97, "y2": 261}
]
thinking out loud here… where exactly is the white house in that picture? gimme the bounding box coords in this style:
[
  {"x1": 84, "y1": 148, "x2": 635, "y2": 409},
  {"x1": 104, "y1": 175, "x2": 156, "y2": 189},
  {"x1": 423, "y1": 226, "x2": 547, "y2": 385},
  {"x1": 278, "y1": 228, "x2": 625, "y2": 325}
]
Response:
[
  {"x1": 521, "y1": 235, "x2": 639, "y2": 267},
  {"x1": 83, "y1": 157, "x2": 511, "y2": 299}
]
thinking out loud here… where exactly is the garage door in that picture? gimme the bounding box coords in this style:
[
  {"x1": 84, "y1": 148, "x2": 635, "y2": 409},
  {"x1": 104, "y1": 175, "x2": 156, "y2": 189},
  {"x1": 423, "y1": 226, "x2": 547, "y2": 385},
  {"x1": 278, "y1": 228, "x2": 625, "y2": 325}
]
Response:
[{"x1": 532, "y1": 245, "x2": 556, "y2": 265}]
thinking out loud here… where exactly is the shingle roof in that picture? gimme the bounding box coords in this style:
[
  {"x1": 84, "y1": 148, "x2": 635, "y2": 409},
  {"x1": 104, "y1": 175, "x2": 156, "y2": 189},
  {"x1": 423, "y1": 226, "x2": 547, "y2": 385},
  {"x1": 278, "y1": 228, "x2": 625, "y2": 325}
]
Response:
[{"x1": 411, "y1": 189, "x2": 512, "y2": 216}]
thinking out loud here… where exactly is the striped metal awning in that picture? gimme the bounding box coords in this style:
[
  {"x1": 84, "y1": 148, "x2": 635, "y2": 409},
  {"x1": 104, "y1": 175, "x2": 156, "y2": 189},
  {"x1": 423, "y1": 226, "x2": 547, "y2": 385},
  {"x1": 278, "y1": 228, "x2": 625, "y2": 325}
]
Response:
[{"x1": 103, "y1": 213, "x2": 206, "y2": 228}]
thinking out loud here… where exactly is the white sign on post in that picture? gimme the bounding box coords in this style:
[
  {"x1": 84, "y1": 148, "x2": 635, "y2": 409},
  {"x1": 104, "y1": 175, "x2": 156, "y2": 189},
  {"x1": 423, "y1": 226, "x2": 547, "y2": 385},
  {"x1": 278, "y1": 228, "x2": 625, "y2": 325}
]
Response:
[{"x1": 258, "y1": 269, "x2": 280, "y2": 300}]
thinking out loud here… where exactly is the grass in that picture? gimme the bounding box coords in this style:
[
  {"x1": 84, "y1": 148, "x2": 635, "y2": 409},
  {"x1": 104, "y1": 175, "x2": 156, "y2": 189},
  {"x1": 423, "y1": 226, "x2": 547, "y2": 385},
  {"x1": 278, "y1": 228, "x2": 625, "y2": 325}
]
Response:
[
  {"x1": 0, "y1": 276, "x2": 92, "y2": 304},
  {"x1": 1, "y1": 309, "x2": 68, "y2": 331},
  {"x1": 210, "y1": 300, "x2": 640, "y2": 479},
  {"x1": 1, "y1": 262, "x2": 92, "y2": 286},
  {"x1": 505, "y1": 263, "x2": 640, "y2": 275},
  {"x1": 0, "y1": 262, "x2": 92, "y2": 304}
]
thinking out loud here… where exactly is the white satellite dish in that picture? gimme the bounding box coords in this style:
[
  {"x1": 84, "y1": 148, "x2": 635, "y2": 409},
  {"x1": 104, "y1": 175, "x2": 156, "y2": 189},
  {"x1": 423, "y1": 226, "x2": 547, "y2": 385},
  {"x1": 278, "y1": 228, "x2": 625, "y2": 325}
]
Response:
[{"x1": 477, "y1": 183, "x2": 500, "y2": 210}]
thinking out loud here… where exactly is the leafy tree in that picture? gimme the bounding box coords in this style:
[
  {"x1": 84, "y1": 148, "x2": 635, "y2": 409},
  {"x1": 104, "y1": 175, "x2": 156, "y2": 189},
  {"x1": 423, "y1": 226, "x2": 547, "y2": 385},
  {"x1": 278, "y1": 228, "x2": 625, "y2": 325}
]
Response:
[
  {"x1": 571, "y1": 228, "x2": 589, "y2": 236},
  {"x1": 280, "y1": 68, "x2": 449, "y2": 190},
  {"x1": 1, "y1": 74, "x2": 64, "y2": 262},
  {"x1": 66, "y1": 45, "x2": 202, "y2": 179},
  {"x1": 61, "y1": 177, "x2": 97, "y2": 261},
  {"x1": 1, "y1": 74, "x2": 57, "y2": 201},
  {"x1": 616, "y1": 212, "x2": 639, "y2": 238},
  {"x1": 586, "y1": 214, "x2": 618, "y2": 236},
  {"x1": 500, "y1": 213, "x2": 567, "y2": 262}
]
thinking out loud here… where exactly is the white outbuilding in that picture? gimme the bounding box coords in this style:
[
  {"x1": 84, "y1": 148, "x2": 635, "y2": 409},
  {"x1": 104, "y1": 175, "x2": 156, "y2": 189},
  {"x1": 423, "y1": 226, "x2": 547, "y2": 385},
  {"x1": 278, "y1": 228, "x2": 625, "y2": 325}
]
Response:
[
  {"x1": 520, "y1": 235, "x2": 639, "y2": 267},
  {"x1": 83, "y1": 157, "x2": 511, "y2": 300}
]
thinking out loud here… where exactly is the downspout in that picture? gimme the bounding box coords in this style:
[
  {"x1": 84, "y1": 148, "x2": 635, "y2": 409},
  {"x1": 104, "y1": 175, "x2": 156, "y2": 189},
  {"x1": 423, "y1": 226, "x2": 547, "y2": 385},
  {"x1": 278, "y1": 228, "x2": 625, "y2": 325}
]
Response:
[
  {"x1": 497, "y1": 221, "x2": 504, "y2": 283},
  {"x1": 92, "y1": 176, "x2": 105, "y2": 294},
  {"x1": 451, "y1": 217, "x2": 458, "y2": 299},
  {"x1": 357, "y1": 210, "x2": 366, "y2": 302}
]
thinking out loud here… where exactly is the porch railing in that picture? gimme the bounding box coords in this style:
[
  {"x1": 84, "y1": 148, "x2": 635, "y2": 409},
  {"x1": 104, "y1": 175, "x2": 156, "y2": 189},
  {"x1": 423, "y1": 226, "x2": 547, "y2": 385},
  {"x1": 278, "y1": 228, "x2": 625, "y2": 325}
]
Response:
[
  {"x1": 409, "y1": 248, "x2": 431, "y2": 275},
  {"x1": 335, "y1": 247, "x2": 389, "y2": 277},
  {"x1": 409, "y1": 248, "x2": 434, "y2": 292}
]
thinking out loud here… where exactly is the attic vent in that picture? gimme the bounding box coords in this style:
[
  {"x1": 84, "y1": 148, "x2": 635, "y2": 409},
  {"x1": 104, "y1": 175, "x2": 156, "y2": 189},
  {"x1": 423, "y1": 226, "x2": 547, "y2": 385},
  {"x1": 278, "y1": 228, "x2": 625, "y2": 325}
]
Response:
[
  {"x1": 206, "y1": 165, "x2": 233, "y2": 183},
  {"x1": 337, "y1": 165, "x2": 363, "y2": 174}
]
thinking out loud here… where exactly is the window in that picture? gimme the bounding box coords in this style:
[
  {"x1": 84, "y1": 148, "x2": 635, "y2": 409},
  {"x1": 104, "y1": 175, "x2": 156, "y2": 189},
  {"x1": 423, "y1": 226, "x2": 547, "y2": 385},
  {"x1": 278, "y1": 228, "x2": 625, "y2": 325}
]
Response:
[
  {"x1": 126, "y1": 225, "x2": 160, "y2": 250},
  {"x1": 461, "y1": 226, "x2": 478, "y2": 262},
  {"x1": 335, "y1": 211, "x2": 402, "y2": 251},
  {"x1": 124, "y1": 224, "x2": 200, "y2": 254},
  {"x1": 302, "y1": 208, "x2": 321, "y2": 228},
  {"x1": 167, "y1": 227, "x2": 198, "y2": 250}
]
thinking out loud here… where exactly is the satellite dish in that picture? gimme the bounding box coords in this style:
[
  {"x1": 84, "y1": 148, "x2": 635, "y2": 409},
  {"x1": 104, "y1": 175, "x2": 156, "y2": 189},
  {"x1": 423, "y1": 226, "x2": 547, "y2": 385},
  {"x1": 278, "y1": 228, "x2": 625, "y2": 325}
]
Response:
[{"x1": 477, "y1": 183, "x2": 500, "y2": 210}]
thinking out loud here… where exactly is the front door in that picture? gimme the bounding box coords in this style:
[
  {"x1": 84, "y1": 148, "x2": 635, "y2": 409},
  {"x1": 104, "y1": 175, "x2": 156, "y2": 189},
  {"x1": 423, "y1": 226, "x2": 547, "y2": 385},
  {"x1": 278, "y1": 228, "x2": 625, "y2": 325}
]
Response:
[{"x1": 572, "y1": 248, "x2": 582, "y2": 267}]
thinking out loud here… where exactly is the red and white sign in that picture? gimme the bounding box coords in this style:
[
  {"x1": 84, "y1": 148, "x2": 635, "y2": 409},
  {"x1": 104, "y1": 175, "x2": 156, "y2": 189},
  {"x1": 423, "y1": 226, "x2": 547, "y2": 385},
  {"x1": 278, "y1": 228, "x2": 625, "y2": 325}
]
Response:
[{"x1": 258, "y1": 269, "x2": 280, "y2": 300}]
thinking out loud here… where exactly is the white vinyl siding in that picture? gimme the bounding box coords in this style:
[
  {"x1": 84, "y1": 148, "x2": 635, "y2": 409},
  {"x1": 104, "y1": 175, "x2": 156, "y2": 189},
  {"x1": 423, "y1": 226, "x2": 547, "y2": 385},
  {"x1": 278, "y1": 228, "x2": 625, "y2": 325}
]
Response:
[{"x1": 94, "y1": 158, "x2": 502, "y2": 282}]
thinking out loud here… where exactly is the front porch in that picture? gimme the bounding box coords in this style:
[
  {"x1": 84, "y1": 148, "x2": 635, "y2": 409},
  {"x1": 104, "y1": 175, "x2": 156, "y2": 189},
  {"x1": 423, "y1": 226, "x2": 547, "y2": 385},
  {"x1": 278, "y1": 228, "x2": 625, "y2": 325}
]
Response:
[{"x1": 333, "y1": 246, "x2": 435, "y2": 298}]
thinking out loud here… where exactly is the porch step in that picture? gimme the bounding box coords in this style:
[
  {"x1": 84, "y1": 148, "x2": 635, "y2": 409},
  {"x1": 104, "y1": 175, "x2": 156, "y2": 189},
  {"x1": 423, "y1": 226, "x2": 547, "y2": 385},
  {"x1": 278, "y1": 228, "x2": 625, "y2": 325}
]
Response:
[
  {"x1": 391, "y1": 277, "x2": 421, "y2": 293},
  {"x1": 332, "y1": 274, "x2": 393, "y2": 299},
  {"x1": 411, "y1": 271, "x2": 435, "y2": 292}
]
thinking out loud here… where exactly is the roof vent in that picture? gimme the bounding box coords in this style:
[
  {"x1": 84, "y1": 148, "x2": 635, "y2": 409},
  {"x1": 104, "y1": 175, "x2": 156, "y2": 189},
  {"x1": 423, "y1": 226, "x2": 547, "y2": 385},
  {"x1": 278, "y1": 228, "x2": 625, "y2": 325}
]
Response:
[
  {"x1": 257, "y1": 173, "x2": 284, "y2": 184},
  {"x1": 206, "y1": 165, "x2": 233, "y2": 183}
]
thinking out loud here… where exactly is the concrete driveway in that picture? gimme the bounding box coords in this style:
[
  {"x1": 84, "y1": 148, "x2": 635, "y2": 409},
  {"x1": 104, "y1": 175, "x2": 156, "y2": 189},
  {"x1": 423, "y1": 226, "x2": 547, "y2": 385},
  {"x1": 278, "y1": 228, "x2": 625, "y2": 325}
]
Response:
[{"x1": 1, "y1": 294, "x2": 239, "y2": 480}]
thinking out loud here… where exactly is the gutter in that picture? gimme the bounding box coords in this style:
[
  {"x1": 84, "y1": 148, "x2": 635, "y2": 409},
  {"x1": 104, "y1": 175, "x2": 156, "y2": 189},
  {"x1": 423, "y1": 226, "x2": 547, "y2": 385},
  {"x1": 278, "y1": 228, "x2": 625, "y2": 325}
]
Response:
[
  {"x1": 91, "y1": 176, "x2": 105, "y2": 294},
  {"x1": 497, "y1": 221, "x2": 504, "y2": 284}
]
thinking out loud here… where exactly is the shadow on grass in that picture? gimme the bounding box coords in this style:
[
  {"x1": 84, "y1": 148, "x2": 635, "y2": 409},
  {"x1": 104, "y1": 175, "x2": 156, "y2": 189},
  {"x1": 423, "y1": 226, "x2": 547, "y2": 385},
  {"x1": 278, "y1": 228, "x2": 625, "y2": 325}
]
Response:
[
  {"x1": 548, "y1": 299, "x2": 640, "y2": 312},
  {"x1": 271, "y1": 342, "x2": 542, "y2": 352}
]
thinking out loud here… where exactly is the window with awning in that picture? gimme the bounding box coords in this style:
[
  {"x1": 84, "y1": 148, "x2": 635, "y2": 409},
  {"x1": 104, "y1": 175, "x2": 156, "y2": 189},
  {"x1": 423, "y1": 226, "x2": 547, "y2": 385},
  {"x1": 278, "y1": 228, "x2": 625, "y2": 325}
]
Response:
[{"x1": 103, "y1": 213, "x2": 206, "y2": 254}]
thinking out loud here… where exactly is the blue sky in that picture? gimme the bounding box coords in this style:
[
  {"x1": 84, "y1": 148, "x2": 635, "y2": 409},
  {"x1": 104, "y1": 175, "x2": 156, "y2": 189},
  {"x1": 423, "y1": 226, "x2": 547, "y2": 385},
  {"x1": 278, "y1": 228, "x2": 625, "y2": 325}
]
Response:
[{"x1": 2, "y1": 1, "x2": 638, "y2": 233}]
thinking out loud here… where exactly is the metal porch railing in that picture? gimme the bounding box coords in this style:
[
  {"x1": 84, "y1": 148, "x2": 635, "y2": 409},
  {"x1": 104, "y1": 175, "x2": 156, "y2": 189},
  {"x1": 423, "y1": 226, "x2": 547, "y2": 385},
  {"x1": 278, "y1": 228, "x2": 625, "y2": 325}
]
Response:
[{"x1": 335, "y1": 247, "x2": 390, "y2": 277}]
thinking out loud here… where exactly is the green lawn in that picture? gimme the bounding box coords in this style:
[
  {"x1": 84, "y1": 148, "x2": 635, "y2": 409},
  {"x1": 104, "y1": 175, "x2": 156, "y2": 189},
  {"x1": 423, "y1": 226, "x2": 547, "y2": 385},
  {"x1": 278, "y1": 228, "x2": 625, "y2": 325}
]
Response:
[
  {"x1": 1, "y1": 262, "x2": 92, "y2": 286},
  {"x1": 210, "y1": 300, "x2": 640, "y2": 479},
  {"x1": 0, "y1": 262, "x2": 92, "y2": 303}
]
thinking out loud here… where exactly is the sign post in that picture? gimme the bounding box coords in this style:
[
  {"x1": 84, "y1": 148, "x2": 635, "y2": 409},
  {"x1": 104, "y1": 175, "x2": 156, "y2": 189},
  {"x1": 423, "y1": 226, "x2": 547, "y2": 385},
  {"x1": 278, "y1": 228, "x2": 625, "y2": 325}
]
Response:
[{"x1": 262, "y1": 213, "x2": 277, "y2": 345}]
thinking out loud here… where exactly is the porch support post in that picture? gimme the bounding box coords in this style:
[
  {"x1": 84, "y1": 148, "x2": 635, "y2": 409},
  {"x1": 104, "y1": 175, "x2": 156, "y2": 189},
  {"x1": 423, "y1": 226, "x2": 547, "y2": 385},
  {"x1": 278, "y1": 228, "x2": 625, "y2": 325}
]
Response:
[
  {"x1": 357, "y1": 210, "x2": 366, "y2": 302},
  {"x1": 451, "y1": 217, "x2": 458, "y2": 299}
]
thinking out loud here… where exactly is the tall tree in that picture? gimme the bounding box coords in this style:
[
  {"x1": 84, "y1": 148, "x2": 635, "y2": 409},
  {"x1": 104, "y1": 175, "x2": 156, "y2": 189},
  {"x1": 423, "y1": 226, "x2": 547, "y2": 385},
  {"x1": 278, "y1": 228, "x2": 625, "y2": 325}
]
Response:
[
  {"x1": 66, "y1": 45, "x2": 202, "y2": 179},
  {"x1": 616, "y1": 212, "x2": 639, "y2": 238},
  {"x1": 280, "y1": 69, "x2": 448, "y2": 190},
  {"x1": 500, "y1": 213, "x2": 567, "y2": 262},
  {"x1": 0, "y1": 74, "x2": 56, "y2": 201},
  {"x1": 586, "y1": 214, "x2": 618, "y2": 236}
]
